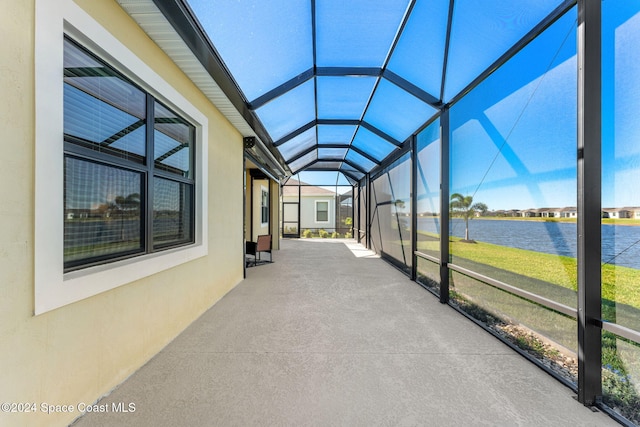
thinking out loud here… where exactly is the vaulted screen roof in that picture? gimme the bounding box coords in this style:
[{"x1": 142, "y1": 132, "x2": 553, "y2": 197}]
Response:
[{"x1": 155, "y1": 0, "x2": 571, "y2": 182}]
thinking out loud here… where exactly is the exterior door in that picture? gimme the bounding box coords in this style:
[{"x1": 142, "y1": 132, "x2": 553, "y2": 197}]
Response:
[{"x1": 282, "y1": 202, "x2": 299, "y2": 237}]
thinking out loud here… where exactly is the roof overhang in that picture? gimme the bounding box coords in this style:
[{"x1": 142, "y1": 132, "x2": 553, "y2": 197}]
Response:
[{"x1": 116, "y1": 0, "x2": 289, "y2": 180}]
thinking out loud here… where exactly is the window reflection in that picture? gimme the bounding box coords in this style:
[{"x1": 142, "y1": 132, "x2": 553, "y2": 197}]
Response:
[
  {"x1": 153, "y1": 178, "x2": 193, "y2": 248},
  {"x1": 64, "y1": 158, "x2": 143, "y2": 265},
  {"x1": 63, "y1": 38, "x2": 147, "y2": 162},
  {"x1": 447, "y1": 7, "x2": 579, "y2": 386},
  {"x1": 601, "y1": 2, "x2": 640, "y2": 422},
  {"x1": 449, "y1": 8, "x2": 577, "y2": 300},
  {"x1": 154, "y1": 101, "x2": 193, "y2": 177},
  {"x1": 371, "y1": 153, "x2": 412, "y2": 269},
  {"x1": 416, "y1": 120, "x2": 441, "y2": 258}
]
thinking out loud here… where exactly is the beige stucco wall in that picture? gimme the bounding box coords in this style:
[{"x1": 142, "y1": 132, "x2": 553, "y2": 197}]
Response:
[{"x1": 0, "y1": 1, "x2": 244, "y2": 426}]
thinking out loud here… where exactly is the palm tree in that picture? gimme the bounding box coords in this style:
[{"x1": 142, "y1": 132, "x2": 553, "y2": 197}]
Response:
[
  {"x1": 450, "y1": 193, "x2": 488, "y2": 242},
  {"x1": 113, "y1": 193, "x2": 140, "y2": 241}
]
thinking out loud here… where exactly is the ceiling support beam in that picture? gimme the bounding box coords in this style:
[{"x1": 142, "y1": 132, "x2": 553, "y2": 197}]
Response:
[
  {"x1": 273, "y1": 121, "x2": 317, "y2": 147},
  {"x1": 342, "y1": 158, "x2": 367, "y2": 174},
  {"x1": 439, "y1": 0, "x2": 455, "y2": 103},
  {"x1": 318, "y1": 144, "x2": 380, "y2": 166},
  {"x1": 286, "y1": 145, "x2": 317, "y2": 164},
  {"x1": 360, "y1": 122, "x2": 402, "y2": 147},
  {"x1": 248, "y1": 68, "x2": 315, "y2": 110},
  {"x1": 383, "y1": 70, "x2": 441, "y2": 107}
]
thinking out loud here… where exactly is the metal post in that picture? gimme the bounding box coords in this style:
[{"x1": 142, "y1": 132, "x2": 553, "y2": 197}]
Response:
[
  {"x1": 249, "y1": 175, "x2": 254, "y2": 241},
  {"x1": 366, "y1": 173, "x2": 372, "y2": 249},
  {"x1": 351, "y1": 184, "x2": 355, "y2": 239},
  {"x1": 298, "y1": 179, "x2": 301, "y2": 237},
  {"x1": 243, "y1": 158, "x2": 247, "y2": 278},
  {"x1": 410, "y1": 135, "x2": 418, "y2": 281},
  {"x1": 280, "y1": 181, "x2": 284, "y2": 238},
  {"x1": 356, "y1": 183, "x2": 361, "y2": 243},
  {"x1": 577, "y1": 0, "x2": 602, "y2": 406},
  {"x1": 440, "y1": 108, "x2": 450, "y2": 304},
  {"x1": 145, "y1": 95, "x2": 155, "y2": 253}
]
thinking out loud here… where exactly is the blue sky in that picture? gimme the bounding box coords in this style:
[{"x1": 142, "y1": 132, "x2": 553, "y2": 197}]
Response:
[
  {"x1": 448, "y1": 4, "x2": 640, "y2": 211},
  {"x1": 186, "y1": 1, "x2": 640, "y2": 211},
  {"x1": 449, "y1": 8, "x2": 578, "y2": 211}
]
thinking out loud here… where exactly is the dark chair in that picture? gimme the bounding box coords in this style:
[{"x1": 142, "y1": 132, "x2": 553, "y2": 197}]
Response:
[{"x1": 246, "y1": 234, "x2": 272, "y2": 267}]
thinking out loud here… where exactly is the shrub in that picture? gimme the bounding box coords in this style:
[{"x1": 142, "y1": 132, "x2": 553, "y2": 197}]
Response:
[
  {"x1": 302, "y1": 229, "x2": 313, "y2": 238},
  {"x1": 331, "y1": 232, "x2": 340, "y2": 238},
  {"x1": 345, "y1": 231, "x2": 352, "y2": 238},
  {"x1": 318, "y1": 229, "x2": 329, "y2": 238}
]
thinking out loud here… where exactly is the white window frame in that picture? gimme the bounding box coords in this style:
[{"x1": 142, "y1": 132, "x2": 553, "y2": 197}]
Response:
[
  {"x1": 315, "y1": 200, "x2": 330, "y2": 224},
  {"x1": 34, "y1": 0, "x2": 208, "y2": 314}
]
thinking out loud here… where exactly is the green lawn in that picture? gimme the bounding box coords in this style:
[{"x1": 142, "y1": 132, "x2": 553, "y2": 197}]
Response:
[
  {"x1": 417, "y1": 231, "x2": 640, "y2": 310},
  {"x1": 414, "y1": 231, "x2": 640, "y2": 423}
]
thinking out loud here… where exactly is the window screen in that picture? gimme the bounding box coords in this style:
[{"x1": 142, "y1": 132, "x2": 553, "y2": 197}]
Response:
[{"x1": 63, "y1": 37, "x2": 195, "y2": 270}]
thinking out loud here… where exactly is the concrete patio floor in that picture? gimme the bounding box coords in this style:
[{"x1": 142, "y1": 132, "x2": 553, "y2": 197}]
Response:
[{"x1": 73, "y1": 238, "x2": 617, "y2": 427}]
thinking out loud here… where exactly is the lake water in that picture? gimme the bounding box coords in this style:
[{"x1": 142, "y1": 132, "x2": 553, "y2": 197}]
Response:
[{"x1": 418, "y1": 218, "x2": 640, "y2": 269}]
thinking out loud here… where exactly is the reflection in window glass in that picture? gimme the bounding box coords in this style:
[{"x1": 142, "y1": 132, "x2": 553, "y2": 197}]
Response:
[
  {"x1": 416, "y1": 119, "x2": 441, "y2": 291},
  {"x1": 64, "y1": 37, "x2": 196, "y2": 270},
  {"x1": 602, "y1": 2, "x2": 640, "y2": 422},
  {"x1": 154, "y1": 102, "x2": 193, "y2": 178},
  {"x1": 359, "y1": 182, "x2": 367, "y2": 243},
  {"x1": 416, "y1": 119, "x2": 441, "y2": 257},
  {"x1": 450, "y1": 7, "x2": 576, "y2": 294},
  {"x1": 370, "y1": 153, "x2": 412, "y2": 269},
  {"x1": 153, "y1": 178, "x2": 193, "y2": 248},
  {"x1": 64, "y1": 157, "x2": 143, "y2": 266},
  {"x1": 448, "y1": 7, "x2": 578, "y2": 382},
  {"x1": 64, "y1": 38, "x2": 147, "y2": 162},
  {"x1": 336, "y1": 186, "x2": 353, "y2": 237}
]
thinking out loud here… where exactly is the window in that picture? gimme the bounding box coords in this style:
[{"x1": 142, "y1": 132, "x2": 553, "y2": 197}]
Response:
[
  {"x1": 35, "y1": 0, "x2": 208, "y2": 314},
  {"x1": 63, "y1": 37, "x2": 195, "y2": 271},
  {"x1": 316, "y1": 201, "x2": 329, "y2": 222},
  {"x1": 261, "y1": 187, "x2": 269, "y2": 225}
]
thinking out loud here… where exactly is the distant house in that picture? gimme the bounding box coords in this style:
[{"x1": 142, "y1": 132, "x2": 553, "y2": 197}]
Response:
[
  {"x1": 540, "y1": 208, "x2": 562, "y2": 218},
  {"x1": 282, "y1": 179, "x2": 337, "y2": 234},
  {"x1": 519, "y1": 207, "x2": 576, "y2": 218},
  {"x1": 625, "y1": 207, "x2": 640, "y2": 219},
  {"x1": 602, "y1": 208, "x2": 632, "y2": 218},
  {"x1": 521, "y1": 208, "x2": 542, "y2": 218}
]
